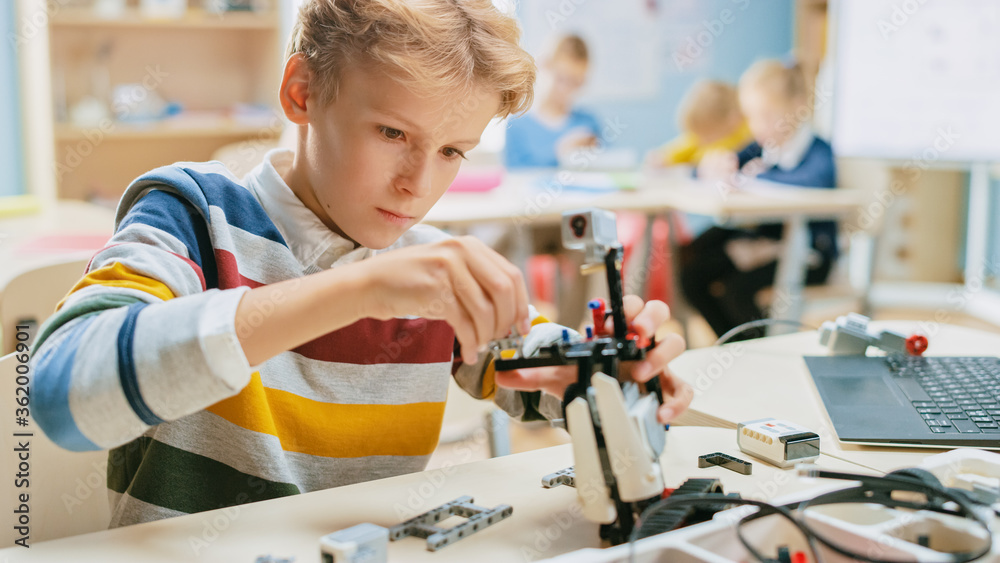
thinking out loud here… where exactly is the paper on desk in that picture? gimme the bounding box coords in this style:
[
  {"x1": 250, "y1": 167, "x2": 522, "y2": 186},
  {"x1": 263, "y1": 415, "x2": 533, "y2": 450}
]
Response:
[
  {"x1": 737, "y1": 178, "x2": 836, "y2": 198},
  {"x1": 536, "y1": 171, "x2": 639, "y2": 193}
]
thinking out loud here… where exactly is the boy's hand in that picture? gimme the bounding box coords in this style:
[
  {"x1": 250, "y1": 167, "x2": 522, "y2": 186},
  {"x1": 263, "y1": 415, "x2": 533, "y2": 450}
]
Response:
[
  {"x1": 358, "y1": 236, "x2": 530, "y2": 365},
  {"x1": 493, "y1": 295, "x2": 692, "y2": 424}
]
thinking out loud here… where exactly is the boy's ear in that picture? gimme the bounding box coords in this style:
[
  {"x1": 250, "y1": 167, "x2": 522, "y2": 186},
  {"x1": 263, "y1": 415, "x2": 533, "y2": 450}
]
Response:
[{"x1": 280, "y1": 53, "x2": 312, "y2": 126}]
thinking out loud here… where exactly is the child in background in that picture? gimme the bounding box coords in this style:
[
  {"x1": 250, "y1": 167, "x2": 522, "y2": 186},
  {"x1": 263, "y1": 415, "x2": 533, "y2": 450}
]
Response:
[
  {"x1": 641, "y1": 80, "x2": 753, "y2": 306},
  {"x1": 681, "y1": 59, "x2": 838, "y2": 341},
  {"x1": 503, "y1": 34, "x2": 601, "y2": 168},
  {"x1": 646, "y1": 80, "x2": 751, "y2": 168},
  {"x1": 30, "y1": 0, "x2": 692, "y2": 528}
]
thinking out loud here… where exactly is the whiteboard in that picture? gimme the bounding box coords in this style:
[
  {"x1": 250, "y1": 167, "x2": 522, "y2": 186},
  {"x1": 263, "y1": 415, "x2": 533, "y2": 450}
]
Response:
[
  {"x1": 832, "y1": 0, "x2": 1000, "y2": 162},
  {"x1": 518, "y1": 0, "x2": 664, "y2": 102}
]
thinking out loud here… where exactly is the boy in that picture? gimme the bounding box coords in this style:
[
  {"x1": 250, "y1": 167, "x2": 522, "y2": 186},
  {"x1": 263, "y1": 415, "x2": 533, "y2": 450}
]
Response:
[
  {"x1": 31, "y1": 0, "x2": 691, "y2": 528},
  {"x1": 683, "y1": 59, "x2": 838, "y2": 341},
  {"x1": 646, "y1": 79, "x2": 751, "y2": 168},
  {"x1": 503, "y1": 34, "x2": 601, "y2": 169}
]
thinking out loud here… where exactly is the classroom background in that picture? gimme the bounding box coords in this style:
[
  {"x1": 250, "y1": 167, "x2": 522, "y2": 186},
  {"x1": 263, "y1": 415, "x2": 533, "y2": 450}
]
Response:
[{"x1": 2, "y1": 0, "x2": 1000, "y2": 488}]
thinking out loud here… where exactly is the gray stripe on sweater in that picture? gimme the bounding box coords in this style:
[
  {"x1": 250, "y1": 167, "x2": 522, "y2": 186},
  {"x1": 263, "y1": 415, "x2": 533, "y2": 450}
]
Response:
[{"x1": 260, "y1": 353, "x2": 451, "y2": 405}]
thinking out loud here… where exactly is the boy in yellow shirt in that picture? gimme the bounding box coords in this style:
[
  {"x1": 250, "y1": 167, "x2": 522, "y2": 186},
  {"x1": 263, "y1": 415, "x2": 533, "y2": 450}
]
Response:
[{"x1": 648, "y1": 80, "x2": 751, "y2": 167}]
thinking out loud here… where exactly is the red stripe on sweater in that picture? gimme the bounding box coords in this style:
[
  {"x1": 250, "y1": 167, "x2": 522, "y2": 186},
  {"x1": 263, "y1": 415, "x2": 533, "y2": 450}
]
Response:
[
  {"x1": 294, "y1": 317, "x2": 455, "y2": 365},
  {"x1": 215, "y1": 248, "x2": 265, "y2": 289}
]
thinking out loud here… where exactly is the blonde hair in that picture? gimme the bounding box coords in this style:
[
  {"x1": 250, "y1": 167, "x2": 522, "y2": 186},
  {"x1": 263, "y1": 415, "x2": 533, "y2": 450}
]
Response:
[
  {"x1": 550, "y1": 34, "x2": 589, "y2": 65},
  {"x1": 738, "y1": 59, "x2": 808, "y2": 106},
  {"x1": 678, "y1": 80, "x2": 741, "y2": 138},
  {"x1": 287, "y1": 0, "x2": 536, "y2": 119}
]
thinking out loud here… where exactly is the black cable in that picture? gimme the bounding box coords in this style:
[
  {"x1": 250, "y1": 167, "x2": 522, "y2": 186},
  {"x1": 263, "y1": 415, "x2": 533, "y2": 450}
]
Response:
[
  {"x1": 624, "y1": 473, "x2": 994, "y2": 563},
  {"x1": 715, "y1": 319, "x2": 816, "y2": 346},
  {"x1": 626, "y1": 494, "x2": 821, "y2": 563}
]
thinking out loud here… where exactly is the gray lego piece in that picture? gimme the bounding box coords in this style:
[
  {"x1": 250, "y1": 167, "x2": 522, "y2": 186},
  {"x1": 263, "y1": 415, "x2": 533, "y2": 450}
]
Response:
[
  {"x1": 388, "y1": 496, "x2": 512, "y2": 552},
  {"x1": 819, "y1": 313, "x2": 908, "y2": 355},
  {"x1": 541, "y1": 466, "x2": 576, "y2": 488}
]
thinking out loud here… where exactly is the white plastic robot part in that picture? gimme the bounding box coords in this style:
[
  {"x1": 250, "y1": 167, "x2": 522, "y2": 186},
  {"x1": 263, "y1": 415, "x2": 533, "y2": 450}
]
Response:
[
  {"x1": 591, "y1": 374, "x2": 664, "y2": 503},
  {"x1": 520, "y1": 322, "x2": 581, "y2": 358},
  {"x1": 566, "y1": 397, "x2": 617, "y2": 524},
  {"x1": 320, "y1": 523, "x2": 388, "y2": 563}
]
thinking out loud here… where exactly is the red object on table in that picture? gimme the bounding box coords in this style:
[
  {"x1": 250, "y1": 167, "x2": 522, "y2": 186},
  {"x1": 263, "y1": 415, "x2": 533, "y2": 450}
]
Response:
[{"x1": 906, "y1": 334, "x2": 928, "y2": 356}]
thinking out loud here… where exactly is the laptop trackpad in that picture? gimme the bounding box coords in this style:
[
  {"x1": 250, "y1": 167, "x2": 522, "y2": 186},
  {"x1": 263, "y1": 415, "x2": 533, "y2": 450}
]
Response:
[{"x1": 820, "y1": 376, "x2": 904, "y2": 407}]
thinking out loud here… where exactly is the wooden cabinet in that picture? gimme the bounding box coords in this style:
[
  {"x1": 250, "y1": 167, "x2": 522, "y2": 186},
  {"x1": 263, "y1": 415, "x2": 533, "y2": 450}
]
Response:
[{"x1": 46, "y1": 2, "x2": 286, "y2": 201}]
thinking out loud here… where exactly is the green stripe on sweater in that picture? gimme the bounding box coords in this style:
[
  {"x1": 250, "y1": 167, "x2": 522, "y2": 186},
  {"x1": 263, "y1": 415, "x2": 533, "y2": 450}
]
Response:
[
  {"x1": 32, "y1": 292, "x2": 146, "y2": 354},
  {"x1": 108, "y1": 437, "x2": 300, "y2": 514}
]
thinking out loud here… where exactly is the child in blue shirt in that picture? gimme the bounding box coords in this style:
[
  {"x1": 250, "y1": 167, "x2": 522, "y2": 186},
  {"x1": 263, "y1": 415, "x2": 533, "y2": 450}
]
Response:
[
  {"x1": 504, "y1": 34, "x2": 601, "y2": 168},
  {"x1": 682, "y1": 60, "x2": 837, "y2": 341}
]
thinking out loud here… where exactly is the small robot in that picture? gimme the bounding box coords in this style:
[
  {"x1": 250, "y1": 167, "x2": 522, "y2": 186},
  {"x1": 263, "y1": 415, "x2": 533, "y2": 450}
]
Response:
[{"x1": 491, "y1": 208, "x2": 667, "y2": 545}]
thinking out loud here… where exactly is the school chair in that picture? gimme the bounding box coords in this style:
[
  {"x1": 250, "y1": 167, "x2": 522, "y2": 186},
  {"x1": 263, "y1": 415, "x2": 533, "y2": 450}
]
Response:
[
  {"x1": 0, "y1": 352, "x2": 111, "y2": 547},
  {"x1": 1, "y1": 258, "x2": 90, "y2": 355}
]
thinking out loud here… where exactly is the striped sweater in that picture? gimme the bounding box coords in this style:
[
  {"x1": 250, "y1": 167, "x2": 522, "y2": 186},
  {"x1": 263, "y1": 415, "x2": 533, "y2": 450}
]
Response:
[{"x1": 31, "y1": 149, "x2": 561, "y2": 527}]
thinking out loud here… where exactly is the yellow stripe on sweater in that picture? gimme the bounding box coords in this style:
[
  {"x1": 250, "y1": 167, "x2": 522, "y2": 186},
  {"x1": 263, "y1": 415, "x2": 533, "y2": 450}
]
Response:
[
  {"x1": 206, "y1": 372, "x2": 446, "y2": 458},
  {"x1": 58, "y1": 262, "x2": 176, "y2": 310}
]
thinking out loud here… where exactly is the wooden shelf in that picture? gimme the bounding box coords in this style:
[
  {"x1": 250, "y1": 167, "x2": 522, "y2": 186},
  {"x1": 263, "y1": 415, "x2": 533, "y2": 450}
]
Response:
[
  {"x1": 54, "y1": 119, "x2": 283, "y2": 141},
  {"x1": 49, "y1": 7, "x2": 279, "y2": 30}
]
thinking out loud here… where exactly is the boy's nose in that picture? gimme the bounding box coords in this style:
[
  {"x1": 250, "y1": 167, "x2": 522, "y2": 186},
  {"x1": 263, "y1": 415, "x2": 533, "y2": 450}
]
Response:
[{"x1": 395, "y1": 151, "x2": 433, "y2": 198}]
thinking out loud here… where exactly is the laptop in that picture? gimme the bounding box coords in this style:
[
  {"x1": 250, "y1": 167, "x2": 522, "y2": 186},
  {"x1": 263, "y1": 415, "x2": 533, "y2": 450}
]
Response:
[{"x1": 805, "y1": 355, "x2": 1000, "y2": 448}]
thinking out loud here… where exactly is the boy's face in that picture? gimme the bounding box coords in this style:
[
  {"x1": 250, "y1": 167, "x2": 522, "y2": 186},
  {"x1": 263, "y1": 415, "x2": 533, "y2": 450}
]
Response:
[
  {"x1": 289, "y1": 62, "x2": 500, "y2": 249},
  {"x1": 739, "y1": 88, "x2": 801, "y2": 150},
  {"x1": 544, "y1": 56, "x2": 588, "y2": 107}
]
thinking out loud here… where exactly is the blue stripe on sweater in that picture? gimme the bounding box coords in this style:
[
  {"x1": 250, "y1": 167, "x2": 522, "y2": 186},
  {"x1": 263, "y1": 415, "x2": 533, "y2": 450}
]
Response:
[
  {"x1": 117, "y1": 303, "x2": 165, "y2": 426},
  {"x1": 31, "y1": 316, "x2": 101, "y2": 452},
  {"x1": 120, "y1": 165, "x2": 287, "y2": 249},
  {"x1": 117, "y1": 188, "x2": 215, "y2": 273},
  {"x1": 182, "y1": 169, "x2": 287, "y2": 246}
]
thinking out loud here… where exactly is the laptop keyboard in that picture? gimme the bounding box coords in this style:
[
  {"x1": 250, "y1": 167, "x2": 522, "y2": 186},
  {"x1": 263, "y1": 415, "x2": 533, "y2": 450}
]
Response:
[{"x1": 885, "y1": 355, "x2": 1000, "y2": 434}]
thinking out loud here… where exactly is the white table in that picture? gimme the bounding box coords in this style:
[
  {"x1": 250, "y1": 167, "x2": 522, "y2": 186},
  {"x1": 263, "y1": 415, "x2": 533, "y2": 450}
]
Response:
[{"x1": 0, "y1": 427, "x2": 897, "y2": 562}]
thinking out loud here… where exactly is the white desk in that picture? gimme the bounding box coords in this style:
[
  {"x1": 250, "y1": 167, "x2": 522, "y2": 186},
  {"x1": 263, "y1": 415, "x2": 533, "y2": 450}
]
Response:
[
  {"x1": 670, "y1": 321, "x2": 1000, "y2": 472},
  {"x1": 0, "y1": 427, "x2": 892, "y2": 562}
]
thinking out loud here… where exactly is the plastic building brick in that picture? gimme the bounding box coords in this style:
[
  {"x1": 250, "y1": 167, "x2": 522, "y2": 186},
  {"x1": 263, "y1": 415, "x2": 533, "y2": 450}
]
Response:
[
  {"x1": 698, "y1": 452, "x2": 753, "y2": 475},
  {"x1": 388, "y1": 496, "x2": 512, "y2": 552},
  {"x1": 541, "y1": 466, "x2": 576, "y2": 489}
]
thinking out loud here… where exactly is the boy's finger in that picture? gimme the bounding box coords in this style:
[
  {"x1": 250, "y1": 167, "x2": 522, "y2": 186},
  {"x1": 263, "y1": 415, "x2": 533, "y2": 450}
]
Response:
[
  {"x1": 602, "y1": 294, "x2": 644, "y2": 334},
  {"x1": 657, "y1": 371, "x2": 694, "y2": 424},
  {"x1": 630, "y1": 299, "x2": 670, "y2": 340},
  {"x1": 630, "y1": 332, "x2": 685, "y2": 382},
  {"x1": 448, "y1": 308, "x2": 480, "y2": 365},
  {"x1": 449, "y1": 259, "x2": 495, "y2": 349},
  {"x1": 463, "y1": 241, "x2": 528, "y2": 338},
  {"x1": 493, "y1": 366, "x2": 574, "y2": 398}
]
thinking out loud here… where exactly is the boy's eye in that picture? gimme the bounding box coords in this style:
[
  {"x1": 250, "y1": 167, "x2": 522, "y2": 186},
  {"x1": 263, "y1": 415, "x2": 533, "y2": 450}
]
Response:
[
  {"x1": 379, "y1": 126, "x2": 404, "y2": 140},
  {"x1": 442, "y1": 147, "x2": 466, "y2": 160}
]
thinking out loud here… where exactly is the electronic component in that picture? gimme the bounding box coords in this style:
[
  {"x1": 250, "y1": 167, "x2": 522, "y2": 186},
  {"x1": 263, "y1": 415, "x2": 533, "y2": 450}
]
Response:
[
  {"x1": 737, "y1": 418, "x2": 819, "y2": 468},
  {"x1": 320, "y1": 523, "x2": 387, "y2": 563},
  {"x1": 388, "y1": 496, "x2": 512, "y2": 552},
  {"x1": 818, "y1": 313, "x2": 926, "y2": 356},
  {"x1": 698, "y1": 452, "x2": 752, "y2": 475},
  {"x1": 561, "y1": 208, "x2": 619, "y2": 264}
]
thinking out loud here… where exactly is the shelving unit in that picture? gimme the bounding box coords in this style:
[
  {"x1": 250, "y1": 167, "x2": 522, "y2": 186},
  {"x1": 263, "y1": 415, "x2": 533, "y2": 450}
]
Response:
[{"x1": 47, "y1": 1, "x2": 286, "y2": 201}]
